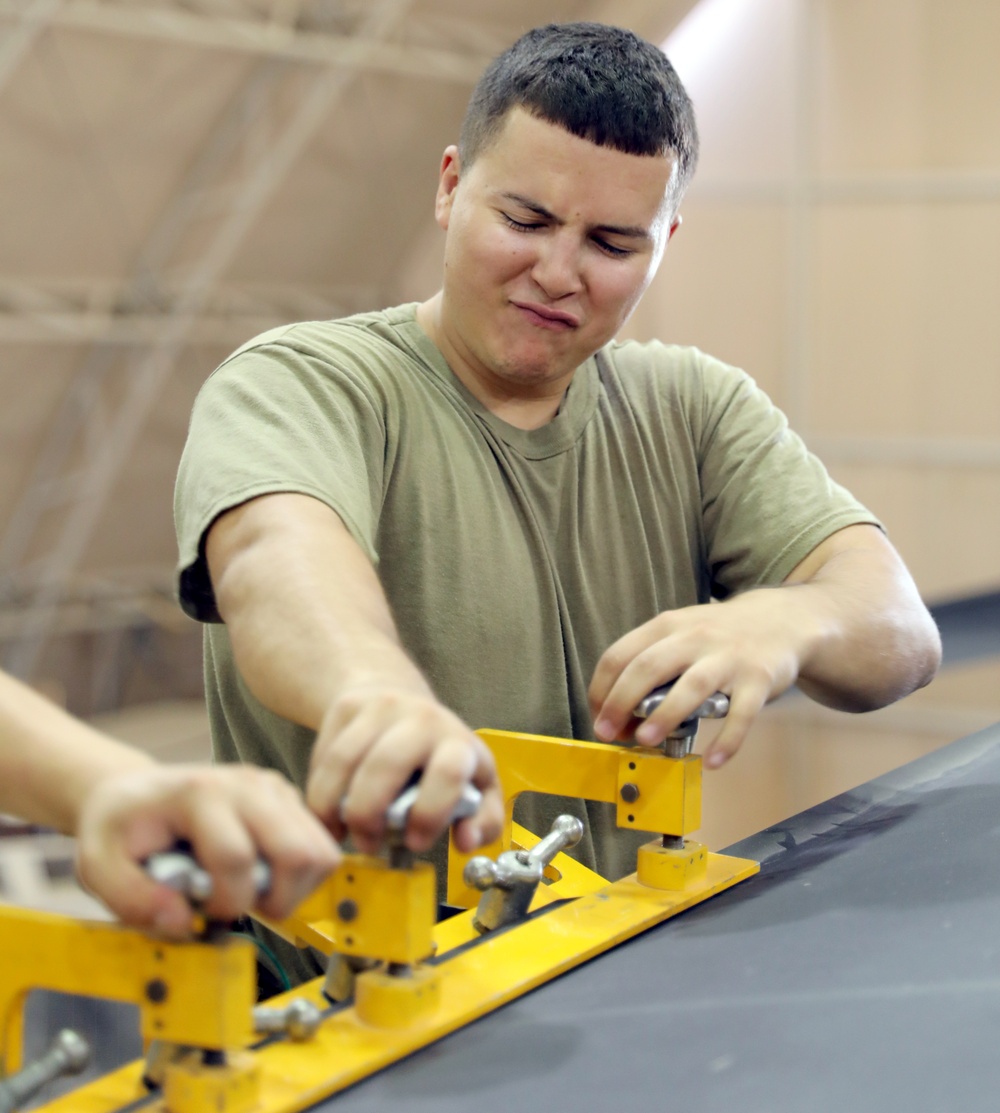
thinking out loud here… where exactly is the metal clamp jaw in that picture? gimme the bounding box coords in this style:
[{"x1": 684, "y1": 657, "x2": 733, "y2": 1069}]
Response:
[
  {"x1": 463, "y1": 814, "x2": 584, "y2": 933},
  {"x1": 138, "y1": 849, "x2": 321, "y2": 1096},
  {"x1": 447, "y1": 685, "x2": 731, "y2": 908},
  {"x1": 248, "y1": 781, "x2": 483, "y2": 1011}
]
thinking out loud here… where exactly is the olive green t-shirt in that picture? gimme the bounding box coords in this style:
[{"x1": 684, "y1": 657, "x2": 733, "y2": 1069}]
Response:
[{"x1": 175, "y1": 302, "x2": 877, "y2": 930}]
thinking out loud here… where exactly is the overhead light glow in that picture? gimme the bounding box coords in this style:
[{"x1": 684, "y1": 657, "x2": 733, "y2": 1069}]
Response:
[{"x1": 663, "y1": 0, "x2": 757, "y2": 84}]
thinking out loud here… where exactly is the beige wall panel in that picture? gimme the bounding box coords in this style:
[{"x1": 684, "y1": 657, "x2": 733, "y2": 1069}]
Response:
[
  {"x1": 697, "y1": 700, "x2": 955, "y2": 850},
  {"x1": 393, "y1": 218, "x2": 447, "y2": 304},
  {"x1": 0, "y1": 34, "x2": 251, "y2": 276},
  {"x1": 810, "y1": 204, "x2": 1000, "y2": 441},
  {"x1": 910, "y1": 659, "x2": 1000, "y2": 715},
  {"x1": 815, "y1": 0, "x2": 1000, "y2": 174},
  {"x1": 698, "y1": 654, "x2": 999, "y2": 851},
  {"x1": 669, "y1": 0, "x2": 797, "y2": 185},
  {"x1": 0, "y1": 354, "x2": 77, "y2": 523},
  {"x1": 827, "y1": 462, "x2": 1000, "y2": 597},
  {"x1": 621, "y1": 202, "x2": 789, "y2": 405}
]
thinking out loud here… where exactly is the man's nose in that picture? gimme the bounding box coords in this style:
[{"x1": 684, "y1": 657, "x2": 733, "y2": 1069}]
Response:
[{"x1": 530, "y1": 234, "x2": 583, "y2": 299}]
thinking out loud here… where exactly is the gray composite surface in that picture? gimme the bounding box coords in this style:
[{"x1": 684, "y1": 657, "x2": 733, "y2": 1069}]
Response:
[
  {"x1": 321, "y1": 721, "x2": 1000, "y2": 1113},
  {"x1": 20, "y1": 721, "x2": 1000, "y2": 1113}
]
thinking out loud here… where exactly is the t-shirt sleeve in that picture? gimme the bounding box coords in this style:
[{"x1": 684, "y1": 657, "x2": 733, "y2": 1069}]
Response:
[
  {"x1": 174, "y1": 336, "x2": 386, "y2": 622},
  {"x1": 692, "y1": 354, "x2": 881, "y2": 597}
]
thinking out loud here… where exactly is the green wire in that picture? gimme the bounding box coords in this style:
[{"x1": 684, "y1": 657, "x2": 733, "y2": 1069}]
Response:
[{"x1": 229, "y1": 930, "x2": 292, "y2": 992}]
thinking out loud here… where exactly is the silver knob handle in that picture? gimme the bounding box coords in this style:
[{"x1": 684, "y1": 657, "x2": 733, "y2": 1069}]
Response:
[
  {"x1": 252, "y1": 999, "x2": 322, "y2": 1042},
  {"x1": 0, "y1": 1030, "x2": 90, "y2": 1112},
  {"x1": 634, "y1": 684, "x2": 730, "y2": 722},
  {"x1": 145, "y1": 851, "x2": 271, "y2": 904},
  {"x1": 463, "y1": 814, "x2": 584, "y2": 892},
  {"x1": 526, "y1": 814, "x2": 585, "y2": 870},
  {"x1": 384, "y1": 781, "x2": 482, "y2": 833}
]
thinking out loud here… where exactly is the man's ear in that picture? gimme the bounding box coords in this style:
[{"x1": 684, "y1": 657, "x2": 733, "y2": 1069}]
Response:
[{"x1": 434, "y1": 145, "x2": 462, "y2": 230}]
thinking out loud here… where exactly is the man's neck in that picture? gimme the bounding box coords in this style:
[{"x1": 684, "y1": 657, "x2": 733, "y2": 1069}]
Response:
[{"x1": 416, "y1": 296, "x2": 568, "y2": 431}]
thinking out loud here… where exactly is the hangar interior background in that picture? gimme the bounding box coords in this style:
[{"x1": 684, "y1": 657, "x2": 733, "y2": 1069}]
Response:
[{"x1": 0, "y1": 0, "x2": 996, "y2": 912}]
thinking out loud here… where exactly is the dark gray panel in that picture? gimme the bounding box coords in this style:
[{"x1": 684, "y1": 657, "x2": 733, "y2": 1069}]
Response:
[
  {"x1": 19, "y1": 722, "x2": 1000, "y2": 1113},
  {"x1": 318, "y1": 722, "x2": 1000, "y2": 1113}
]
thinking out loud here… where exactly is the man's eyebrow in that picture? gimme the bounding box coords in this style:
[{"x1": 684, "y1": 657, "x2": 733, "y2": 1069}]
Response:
[{"x1": 498, "y1": 191, "x2": 653, "y2": 242}]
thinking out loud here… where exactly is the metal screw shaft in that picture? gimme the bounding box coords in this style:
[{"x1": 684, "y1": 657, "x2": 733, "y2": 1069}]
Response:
[{"x1": 0, "y1": 1030, "x2": 90, "y2": 1113}]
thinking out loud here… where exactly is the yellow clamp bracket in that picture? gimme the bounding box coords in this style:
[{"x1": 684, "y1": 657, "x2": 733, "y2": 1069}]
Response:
[
  {"x1": 260, "y1": 853, "x2": 437, "y2": 967},
  {"x1": 447, "y1": 729, "x2": 703, "y2": 907},
  {"x1": 0, "y1": 904, "x2": 255, "y2": 1078}
]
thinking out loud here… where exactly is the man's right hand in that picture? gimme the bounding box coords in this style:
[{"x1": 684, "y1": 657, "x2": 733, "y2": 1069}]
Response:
[
  {"x1": 75, "y1": 763, "x2": 340, "y2": 938},
  {"x1": 306, "y1": 682, "x2": 504, "y2": 856},
  {"x1": 207, "y1": 494, "x2": 504, "y2": 861}
]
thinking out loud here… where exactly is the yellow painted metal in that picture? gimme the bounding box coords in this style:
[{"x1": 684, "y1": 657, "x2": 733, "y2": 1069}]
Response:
[
  {"x1": 636, "y1": 837, "x2": 708, "y2": 890},
  {"x1": 448, "y1": 729, "x2": 705, "y2": 906},
  {"x1": 616, "y1": 751, "x2": 701, "y2": 834},
  {"x1": 17, "y1": 723, "x2": 759, "y2": 1112},
  {"x1": 0, "y1": 904, "x2": 255, "y2": 1077},
  {"x1": 161, "y1": 1053, "x2": 259, "y2": 1113},
  {"x1": 257, "y1": 855, "x2": 437, "y2": 966},
  {"x1": 328, "y1": 857, "x2": 436, "y2": 966},
  {"x1": 354, "y1": 965, "x2": 442, "y2": 1028},
  {"x1": 34, "y1": 850, "x2": 758, "y2": 1113}
]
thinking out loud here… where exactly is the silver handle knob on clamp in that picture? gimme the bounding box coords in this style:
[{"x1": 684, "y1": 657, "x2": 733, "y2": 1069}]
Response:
[
  {"x1": 463, "y1": 814, "x2": 584, "y2": 934},
  {"x1": 385, "y1": 781, "x2": 482, "y2": 834},
  {"x1": 634, "y1": 683, "x2": 730, "y2": 757},
  {"x1": 145, "y1": 851, "x2": 272, "y2": 905},
  {"x1": 0, "y1": 1030, "x2": 90, "y2": 1113},
  {"x1": 253, "y1": 999, "x2": 322, "y2": 1042}
]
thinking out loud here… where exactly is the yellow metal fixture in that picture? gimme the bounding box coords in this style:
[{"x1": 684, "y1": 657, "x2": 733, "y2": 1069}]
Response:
[
  {"x1": 16, "y1": 713, "x2": 757, "y2": 1112},
  {"x1": 447, "y1": 728, "x2": 704, "y2": 907}
]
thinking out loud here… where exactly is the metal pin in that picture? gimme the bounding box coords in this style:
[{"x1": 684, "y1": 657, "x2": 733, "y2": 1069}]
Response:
[
  {"x1": 0, "y1": 1030, "x2": 90, "y2": 1113},
  {"x1": 252, "y1": 999, "x2": 322, "y2": 1042}
]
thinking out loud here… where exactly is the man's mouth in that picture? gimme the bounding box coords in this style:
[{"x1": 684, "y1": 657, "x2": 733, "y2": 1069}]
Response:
[{"x1": 511, "y1": 300, "x2": 580, "y2": 330}]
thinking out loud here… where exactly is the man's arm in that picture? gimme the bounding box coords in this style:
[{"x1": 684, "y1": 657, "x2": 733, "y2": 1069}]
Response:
[
  {"x1": 588, "y1": 524, "x2": 942, "y2": 766},
  {"x1": 204, "y1": 490, "x2": 503, "y2": 854},
  {"x1": 0, "y1": 669, "x2": 339, "y2": 935}
]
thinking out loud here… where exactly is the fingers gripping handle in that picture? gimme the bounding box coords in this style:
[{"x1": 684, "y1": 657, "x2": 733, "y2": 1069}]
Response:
[
  {"x1": 633, "y1": 682, "x2": 730, "y2": 757},
  {"x1": 384, "y1": 781, "x2": 483, "y2": 834},
  {"x1": 634, "y1": 684, "x2": 730, "y2": 723},
  {"x1": 144, "y1": 848, "x2": 271, "y2": 904}
]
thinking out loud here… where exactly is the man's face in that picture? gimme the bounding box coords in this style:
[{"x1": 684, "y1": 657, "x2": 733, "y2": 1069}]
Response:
[{"x1": 432, "y1": 107, "x2": 679, "y2": 400}]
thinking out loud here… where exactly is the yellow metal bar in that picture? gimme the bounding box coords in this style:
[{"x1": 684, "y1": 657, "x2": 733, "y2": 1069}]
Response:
[{"x1": 35, "y1": 850, "x2": 757, "y2": 1113}]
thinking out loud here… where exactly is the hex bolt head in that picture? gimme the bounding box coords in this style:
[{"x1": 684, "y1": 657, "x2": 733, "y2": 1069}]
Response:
[
  {"x1": 336, "y1": 898, "x2": 359, "y2": 922},
  {"x1": 144, "y1": 978, "x2": 169, "y2": 1004}
]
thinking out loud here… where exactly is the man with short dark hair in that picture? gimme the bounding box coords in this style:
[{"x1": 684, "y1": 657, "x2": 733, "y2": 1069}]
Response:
[{"x1": 175, "y1": 23, "x2": 940, "y2": 985}]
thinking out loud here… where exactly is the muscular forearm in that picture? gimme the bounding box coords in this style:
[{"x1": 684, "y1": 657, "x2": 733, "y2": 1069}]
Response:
[
  {"x1": 205, "y1": 492, "x2": 502, "y2": 854},
  {"x1": 784, "y1": 526, "x2": 941, "y2": 711},
  {"x1": 0, "y1": 670, "x2": 154, "y2": 833},
  {"x1": 590, "y1": 524, "x2": 940, "y2": 767},
  {"x1": 208, "y1": 493, "x2": 431, "y2": 730}
]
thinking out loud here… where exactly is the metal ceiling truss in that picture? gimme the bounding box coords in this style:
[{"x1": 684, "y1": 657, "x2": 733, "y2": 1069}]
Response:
[
  {"x1": 0, "y1": 0, "x2": 422, "y2": 680},
  {"x1": 0, "y1": 277, "x2": 369, "y2": 343},
  {"x1": 0, "y1": 0, "x2": 490, "y2": 82}
]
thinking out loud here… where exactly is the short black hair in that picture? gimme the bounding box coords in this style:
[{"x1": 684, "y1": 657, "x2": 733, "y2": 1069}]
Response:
[{"x1": 459, "y1": 22, "x2": 698, "y2": 208}]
